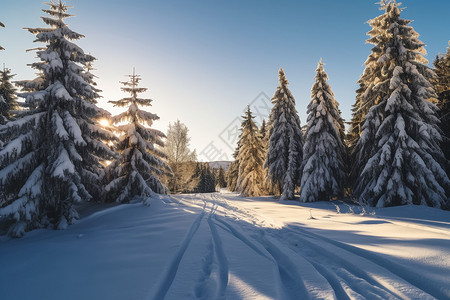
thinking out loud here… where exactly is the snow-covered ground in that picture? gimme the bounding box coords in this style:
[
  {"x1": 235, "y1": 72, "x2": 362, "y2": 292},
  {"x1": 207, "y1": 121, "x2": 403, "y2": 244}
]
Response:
[{"x1": 1, "y1": 191, "x2": 449, "y2": 300}]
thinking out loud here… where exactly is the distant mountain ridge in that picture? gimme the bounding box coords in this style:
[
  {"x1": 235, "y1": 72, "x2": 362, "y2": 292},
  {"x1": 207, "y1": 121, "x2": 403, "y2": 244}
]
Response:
[{"x1": 208, "y1": 161, "x2": 232, "y2": 171}]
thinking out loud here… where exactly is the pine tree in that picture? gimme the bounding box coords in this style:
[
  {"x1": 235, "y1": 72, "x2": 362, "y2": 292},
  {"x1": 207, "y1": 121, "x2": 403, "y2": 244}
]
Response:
[
  {"x1": 347, "y1": 1, "x2": 396, "y2": 169},
  {"x1": 236, "y1": 107, "x2": 265, "y2": 197},
  {"x1": 0, "y1": 67, "x2": 19, "y2": 124},
  {"x1": 354, "y1": 1, "x2": 450, "y2": 208},
  {"x1": 0, "y1": 22, "x2": 5, "y2": 50},
  {"x1": 261, "y1": 118, "x2": 275, "y2": 194},
  {"x1": 433, "y1": 41, "x2": 450, "y2": 179},
  {"x1": 300, "y1": 60, "x2": 346, "y2": 202},
  {"x1": 265, "y1": 68, "x2": 303, "y2": 200},
  {"x1": 105, "y1": 69, "x2": 171, "y2": 203},
  {"x1": 260, "y1": 119, "x2": 267, "y2": 141},
  {"x1": 0, "y1": 0, "x2": 115, "y2": 237},
  {"x1": 226, "y1": 160, "x2": 239, "y2": 191},
  {"x1": 227, "y1": 136, "x2": 241, "y2": 192},
  {"x1": 216, "y1": 166, "x2": 227, "y2": 188},
  {"x1": 194, "y1": 163, "x2": 216, "y2": 193}
]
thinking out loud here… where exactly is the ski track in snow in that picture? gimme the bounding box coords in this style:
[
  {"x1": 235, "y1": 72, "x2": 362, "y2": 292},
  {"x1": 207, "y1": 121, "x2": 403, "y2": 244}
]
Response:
[
  {"x1": 150, "y1": 199, "x2": 207, "y2": 300},
  {"x1": 3, "y1": 192, "x2": 446, "y2": 300},
  {"x1": 151, "y1": 192, "x2": 445, "y2": 300}
]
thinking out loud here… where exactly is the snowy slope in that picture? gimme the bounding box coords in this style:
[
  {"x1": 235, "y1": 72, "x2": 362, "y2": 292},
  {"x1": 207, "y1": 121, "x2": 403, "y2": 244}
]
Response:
[{"x1": 0, "y1": 192, "x2": 449, "y2": 300}]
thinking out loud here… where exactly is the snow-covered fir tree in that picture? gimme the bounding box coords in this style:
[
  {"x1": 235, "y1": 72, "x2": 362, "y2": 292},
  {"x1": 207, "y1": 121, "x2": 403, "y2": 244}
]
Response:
[
  {"x1": 227, "y1": 137, "x2": 241, "y2": 192},
  {"x1": 433, "y1": 41, "x2": 450, "y2": 179},
  {"x1": 105, "y1": 69, "x2": 171, "y2": 203},
  {"x1": 354, "y1": 1, "x2": 450, "y2": 208},
  {"x1": 0, "y1": 0, "x2": 115, "y2": 237},
  {"x1": 265, "y1": 68, "x2": 303, "y2": 200},
  {"x1": 194, "y1": 163, "x2": 216, "y2": 193},
  {"x1": 260, "y1": 119, "x2": 267, "y2": 141},
  {"x1": 0, "y1": 67, "x2": 19, "y2": 124},
  {"x1": 300, "y1": 60, "x2": 346, "y2": 202},
  {"x1": 226, "y1": 161, "x2": 239, "y2": 192},
  {"x1": 216, "y1": 166, "x2": 227, "y2": 189},
  {"x1": 236, "y1": 107, "x2": 265, "y2": 197},
  {"x1": 347, "y1": 0, "x2": 396, "y2": 170}
]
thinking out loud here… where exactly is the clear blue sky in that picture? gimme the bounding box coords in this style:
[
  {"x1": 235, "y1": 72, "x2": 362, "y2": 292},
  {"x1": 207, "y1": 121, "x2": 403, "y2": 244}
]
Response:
[{"x1": 1, "y1": 0, "x2": 449, "y2": 161}]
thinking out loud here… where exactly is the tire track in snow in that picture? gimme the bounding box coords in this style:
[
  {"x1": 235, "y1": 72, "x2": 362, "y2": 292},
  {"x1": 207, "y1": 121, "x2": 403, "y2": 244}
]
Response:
[
  {"x1": 207, "y1": 203, "x2": 229, "y2": 299},
  {"x1": 194, "y1": 239, "x2": 215, "y2": 299},
  {"x1": 212, "y1": 193, "x2": 436, "y2": 299},
  {"x1": 281, "y1": 226, "x2": 437, "y2": 299},
  {"x1": 150, "y1": 200, "x2": 207, "y2": 300},
  {"x1": 214, "y1": 212, "x2": 323, "y2": 299},
  {"x1": 282, "y1": 232, "x2": 398, "y2": 299}
]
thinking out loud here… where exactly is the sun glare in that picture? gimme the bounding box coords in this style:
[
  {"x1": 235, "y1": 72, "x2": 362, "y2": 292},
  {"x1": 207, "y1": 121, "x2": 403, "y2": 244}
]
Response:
[{"x1": 99, "y1": 119, "x2": 110, "y2": 127}]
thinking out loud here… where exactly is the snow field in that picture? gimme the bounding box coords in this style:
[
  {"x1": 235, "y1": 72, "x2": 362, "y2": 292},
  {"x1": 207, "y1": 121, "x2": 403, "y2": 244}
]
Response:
[{"x1": 1, "y1": 192, "x2": 449, "y2": 300}]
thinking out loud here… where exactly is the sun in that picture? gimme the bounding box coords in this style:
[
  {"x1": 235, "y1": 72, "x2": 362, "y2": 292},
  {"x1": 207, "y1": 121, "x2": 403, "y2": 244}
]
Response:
[{"x1": 99, "y1": 118, "x2": 110, "y2": 127}]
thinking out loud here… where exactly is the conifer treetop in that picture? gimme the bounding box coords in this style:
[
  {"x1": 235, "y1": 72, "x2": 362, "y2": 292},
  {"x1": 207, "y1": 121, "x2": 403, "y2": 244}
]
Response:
[
  {"x1": 278, "y1": 67, "x2": 289, "y2": 87},
  {"x1": 109, "y1": 68, "x2": 159, "y2": 128}
]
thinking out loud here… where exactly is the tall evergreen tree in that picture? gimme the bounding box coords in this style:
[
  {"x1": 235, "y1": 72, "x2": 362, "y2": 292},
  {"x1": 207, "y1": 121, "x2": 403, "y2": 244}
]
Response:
[
  {"x1": 433, "y1": 41, "x2": 450, "y2": 179},
  {"x1": 300, "y1": 60, "x2": 346, "y2": 202},
  {"x1": 347, "y1": 1, "x2": 395, "y2": 168},
  {"x1": 354, "y1": 1, "x2": 450, "y2": 208},
  {"x1": 260, "y1": 119, "x2": 267, "y2": 141},
  {"x1": 216, "y1": 166, "x2": 227, "y2": 189},
  {"x1": 347, "y1": 8, "x2": 383, "y2": 151},
  {"x1": 105, "y1": 69, "x2": 171, "y2": 203},
  {"x1": 0, "y1": 0, "x2": 115, "y2": 237},
  {"x1": 236, "y1": 107, "x2": 265, "y2": 197},
  {"x1": 227, "y1": 136, "x2": 241, "y2": 192},
  {"x1": 265, "y1": 68, "x2": 303, "y2": 200},
  {"x1": 0, "y1": 67, "x2": 19, "y2": 124},
  {"x1": 194, "y1": 163, "x2": 216, "y2": 193}
]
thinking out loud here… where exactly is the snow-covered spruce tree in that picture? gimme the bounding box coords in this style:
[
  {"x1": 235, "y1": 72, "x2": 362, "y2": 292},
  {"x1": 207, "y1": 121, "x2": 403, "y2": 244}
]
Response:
[
  {"x1": 260, "y1": 118, "x2": 275, "y2": 194},
  {"x1": 348, "y1": 0, "x2": 400, "y2": 180},
  {"x1": 227, "y1": 137, "x2": 241, "y2": 192},
  {"x1": 300, "y1": 60, "x2": 346, "y2": 202},
  {"x1": 347, "y1": 3, "x2": 388, "y2": 152},
  {"x1": 105, "y1": 70, "x2": 171, "y2": 203},
  {"x1": 236, "y1": 107, "x2": 265, "y2": 197},
  {"x1": 0, "y1": 67, "x2": 19, "y2": 124},
  {"x1": 354, "y1": 1, "x2": 450, "y2": 208},
  {"x1": 194, "y1": 163, "x2": 216, "y2": 193},
  {"x1": 216, "y1": 166, "x2": 227, "y2": 189},
  {"x1": 433, "y1": 41, "x2": 450, "y2": 179},
  {"x1": 260, "y1": 119, "x2": 267, "y2": 141},
  {"x1": 0, "y1": 0, "x2": 115, "y2": 237},
  {"x1": 265, "y1": 68, "x2": 303, "y2": 200}
]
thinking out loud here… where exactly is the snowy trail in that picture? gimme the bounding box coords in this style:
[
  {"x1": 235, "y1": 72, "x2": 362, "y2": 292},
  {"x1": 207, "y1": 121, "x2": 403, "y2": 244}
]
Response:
[
  {"x1": 150, "y1": 199, "x2": 207, "y2": 300},
  {"x1": 1, "y1": 192, "x2": 449, "y2": 300},
  {"x1": 165, "y1": 192, "x2": 445, "y2": 299}
]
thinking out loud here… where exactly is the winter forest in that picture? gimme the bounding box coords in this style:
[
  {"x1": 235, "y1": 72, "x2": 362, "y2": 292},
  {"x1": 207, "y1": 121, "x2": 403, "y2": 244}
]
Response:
[
  {"x1": 1, "y1": 0, "x2": 448, "y2": 237},
  {"x1": 1, "y1": 1, "x2": 450, "y2": 299}
]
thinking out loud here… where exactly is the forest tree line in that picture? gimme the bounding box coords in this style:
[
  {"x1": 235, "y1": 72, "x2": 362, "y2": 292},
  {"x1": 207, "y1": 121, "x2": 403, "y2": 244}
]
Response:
[
  {"x1": 226, "y1": 1, "x2": 450, "y2": 210},
  {"x1": 0, "y1": 0, "x2": 449, "y2": 238}
]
